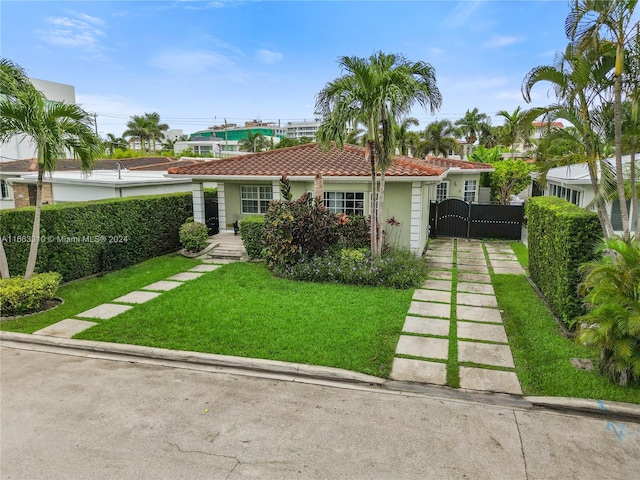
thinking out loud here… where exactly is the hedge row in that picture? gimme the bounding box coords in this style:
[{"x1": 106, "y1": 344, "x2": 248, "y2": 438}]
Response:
[
  {"x1": 1, "y1": 192, "x2": 212, "y2": 282},
  {"x1": 526, "y1": 196, "x2": 601, "y2": 325}
]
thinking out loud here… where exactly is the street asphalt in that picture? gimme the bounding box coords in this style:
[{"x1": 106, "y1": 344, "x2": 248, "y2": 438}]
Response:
[{"x1": 1, "y1": 334, "x2": 639, "y2": 480}]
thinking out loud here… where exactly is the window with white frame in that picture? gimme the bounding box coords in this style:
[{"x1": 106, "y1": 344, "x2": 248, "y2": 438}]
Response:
[
  {"x1": 0, "y1": 180, "x2": 9, "y2": 199},
  {"x1": 549, "y1": 183, "x2": 581, "y2": 206},
  {"x1": 324, "y1": 191, "x2": 365, "y2": 215},
  {"x1": 241, "y1": 185, "x2": 272, "y2": 214},
  {"x1": 435, "y1": 182, "x2": 449, "y2": 202},
  {"x1": 463, "y1": 180, "x2": 477, "y2": 203}
]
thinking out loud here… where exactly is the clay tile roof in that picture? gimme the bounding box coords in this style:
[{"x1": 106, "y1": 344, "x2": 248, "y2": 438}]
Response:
[
  {"x1": 424, "y1": 156, "x2": 494, "y2": 170},
  {"x1": 167, "y1": 143, "x2": 446, "y2": 177}
]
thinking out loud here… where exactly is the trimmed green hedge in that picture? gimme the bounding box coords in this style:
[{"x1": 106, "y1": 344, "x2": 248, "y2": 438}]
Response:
[
  {"x1": 1, "y1": 192, "x2": 204, "y2": 282},
  {"x1": 239, "y1": 215, "x2": 265, "y2": 259},
  {"x1": 526, "y1": 196, "x2": 601, "y2": 325}
]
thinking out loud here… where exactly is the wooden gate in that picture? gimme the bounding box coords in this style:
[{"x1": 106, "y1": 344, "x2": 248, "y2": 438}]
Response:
[{"x1": 429, "y1": 199, "x2": 523, "y2": 240}]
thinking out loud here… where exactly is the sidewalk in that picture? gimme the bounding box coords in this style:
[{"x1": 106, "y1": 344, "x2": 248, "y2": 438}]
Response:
[{"x1": 390, "y1": 238, "x2": 525, "y2": 395}]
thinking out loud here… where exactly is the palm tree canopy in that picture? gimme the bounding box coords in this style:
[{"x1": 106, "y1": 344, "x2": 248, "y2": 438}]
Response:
[
  {"x1": 0, "y1": 87, "x2": 100, "y2": 172},
  {"x1": 315, "y1": 51, "x2": 442, "y2": 169},
  {"x1": 455, "y1": 108, "x2": 491, "y2": 145}
]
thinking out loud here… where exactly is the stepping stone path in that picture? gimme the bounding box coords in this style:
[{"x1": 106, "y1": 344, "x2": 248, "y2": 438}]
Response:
[
  {"x1": 33, "y1": 260, "x2": 229, "y2": 339},
  {"x1": 390, "y1": 238, "x2": 524, "y2": 395}
]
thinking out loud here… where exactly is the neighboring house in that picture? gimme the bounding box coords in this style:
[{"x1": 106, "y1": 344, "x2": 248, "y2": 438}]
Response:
[
  {"x1": 0, "y1": 157, "x2": 205, "y2": 209},
  {"x1": 531, "y1": 154, "x2": 639, "y2": 232},
  {"x1": 0, "y1": 78, "x2": 76, "y2": 162},
  {"x1": 284, "y1": 120, "x2": 322, "y2": 140},
  {"x1": 167, "y1": 143, "x2": 493, "y2": 252}
]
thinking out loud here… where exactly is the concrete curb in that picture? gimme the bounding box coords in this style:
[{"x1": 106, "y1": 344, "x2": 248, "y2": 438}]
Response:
[
  {"x1": 0, "y1": 331, "x2": 385, "y2": 386},
  {"x1": 526, "y1": 396, "x2": 640, "y2": 421},
  {"x1": 3, "y1": 331, "x2": 639, "y2": 420}
]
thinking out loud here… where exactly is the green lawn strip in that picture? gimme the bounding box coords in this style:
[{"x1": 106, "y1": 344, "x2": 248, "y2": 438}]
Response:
[
  {"x1": 0, "y1": 254, "x2": 201, "y2": 334},
  {"x1": 493, "y1": 274, "x2": 640, "y2": 404},
  {"x1": 395, "y1": 353, "x2": 448, "y2": 364},
  {"x1": 446, "y1": 239, "x2": 459, "y2": 388},
  {"x1": 509, "y1": 241, "x2": 529, "y2": 269},
  {"x1": 458, "y1": 361, "x2": 516, "y2": 372},
  {"x1": 74, "y1": 262, "x2": 412, "y2": 378}
]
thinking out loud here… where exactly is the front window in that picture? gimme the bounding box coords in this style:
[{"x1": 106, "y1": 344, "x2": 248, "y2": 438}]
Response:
[
  {"x1": 241, "y1": 185, "x2": 272, "y2": 214},
  {"x1": 0, "y1": 180, "x2": 9, "y2": 199},
  {"x1": 324, "y1": 192, "x2": 365, "y2": 215},
  {"x1": 463, "y1": 180, "x2": 477, "y2": 203},
  {"x1": 436, "y1": 182, "x2": 449, "y2": 202}
]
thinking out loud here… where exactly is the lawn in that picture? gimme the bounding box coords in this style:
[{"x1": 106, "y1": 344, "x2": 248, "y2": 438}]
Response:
[
  {"x1": 495, "y1": 248, "x2": 640, "y2": 404},
  {"x1": 1, "y1": 254, "x2": 201, "y2": 334},
  {"x1": 69, "y1": 262, "x2": 412, "y2": 378}
]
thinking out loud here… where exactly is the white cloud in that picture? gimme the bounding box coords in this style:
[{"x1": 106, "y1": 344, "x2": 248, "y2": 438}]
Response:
[
  {"x1": 256, "y1": 49, "x2": 283, "y2": 65},
  {"x1": 39, "y1": 14, "x2": 105, "y2": 49},
  {"x1": 149, "y1": 49, "x2": 234, "y2": 73},
  {"x1": 483, "y1": 35, "x2": 521, "y2": 48},
  {"x1": 428, "y1": 46, "x2": 446, "y2": 56},
  {"x1": 444, "y1": 0, "x2": 484, "y2": 28}
]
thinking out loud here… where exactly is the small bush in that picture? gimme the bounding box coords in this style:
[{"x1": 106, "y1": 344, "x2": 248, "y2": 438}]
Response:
[
  {"x1": 239, "y1": 216, "x2": 265, "y2": 259},
  {"x1": 0, "y1": 272, "x2": 62, "y2": 316},
  {"x1": 273, "y1": 247, "x2": 428, "y2": 289},
  {"x1": 179, "y1": 222, "x2": 209, "y2": 252}
]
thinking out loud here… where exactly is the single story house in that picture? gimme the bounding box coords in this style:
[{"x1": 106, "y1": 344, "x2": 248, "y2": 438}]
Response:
[
  {"x1": 167, "y1": 143, "x2": 493, "y2": 252},
  {"x1": 531, "y1": 154, "x2": 639, "y2": 232},
  {"x1": 0, "y1": 157, "x2": 208, "y2": 209}
]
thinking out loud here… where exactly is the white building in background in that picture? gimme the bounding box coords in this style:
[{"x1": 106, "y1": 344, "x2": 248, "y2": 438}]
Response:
[
  {"x1": 0, "y1": 78, "x2": 77, "y2": 162},
  {"x1": 285, "y1": 120, "x2": 322, "y2": 140},
  {"x1": 166, "y1": 129, "x2": 185, "y2": 141}
]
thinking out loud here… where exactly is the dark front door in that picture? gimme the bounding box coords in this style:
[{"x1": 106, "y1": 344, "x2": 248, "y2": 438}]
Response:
[{"x1": 204, "y1": 197, "x2": 219, "y2": 235}]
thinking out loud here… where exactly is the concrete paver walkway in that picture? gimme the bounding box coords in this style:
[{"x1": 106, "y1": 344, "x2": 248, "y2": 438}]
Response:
[
  {"x1": 33, "y1": 257, "x2": 235, "y2": 339},
  {"x1": 391, "y1": 238, "x2": 524, "y2": 395}
]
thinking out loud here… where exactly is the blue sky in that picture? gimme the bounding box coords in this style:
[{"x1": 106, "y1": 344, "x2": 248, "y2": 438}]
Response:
[{"x1": 3, "y1": 0, "x2": 579, "y2": 138}]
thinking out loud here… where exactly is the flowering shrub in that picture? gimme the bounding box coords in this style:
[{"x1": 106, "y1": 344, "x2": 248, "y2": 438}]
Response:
[{"x1": 273, "y1": 247, "x2": 428, "y2": 289}]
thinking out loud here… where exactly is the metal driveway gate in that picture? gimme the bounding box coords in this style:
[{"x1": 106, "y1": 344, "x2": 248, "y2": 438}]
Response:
[{"x1": 429, "y1": 199, "x2": 523, "y2": 240}]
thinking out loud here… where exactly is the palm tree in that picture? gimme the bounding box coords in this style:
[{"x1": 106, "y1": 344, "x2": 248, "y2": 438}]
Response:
[
  {"x1": 315, "y1": 52, "x2": 441, "y2": 254},
  {"x1": 393, "y1": 116, "x2": 419, "y2": 155},
  {"x1": 496, "y1": 106, "x2": 540, "y2": 157},
  {"x1": 522, "y1": 42, "x2": 617, "y2": 238},
  {"x1": 123, "y1": 115, "x2": 151, "y2": 152},
  {"x1": 623, "y1": 25, "x2": 640, "y2": 237},
  {"x1": 103, "y1": 133, "x2": 128, "y2": 156},
  {"x1": 0, "y1": 58, "x2": 35, "y2": 278},
  {"x1": 144, "y1": 112, "x2": 169, "y2": 153},
  {"x1": 0, "y1": 62, "x2": 101, "y2": 279},
  {"x1": 574, "y1": 237, "x2": 640, "y2": 385},
  {"x1": 455, "y1": 108, "x2": 491, "y2": 158},
  {"x1": 566, "y1": 0, "x2": 639, "y2": 239},
  {"x1": 417, "y1": 119, "x2": 458, "y2": 158},
  {"x1": 239, "y1": 131, "x2": 267, "y2": 152}
]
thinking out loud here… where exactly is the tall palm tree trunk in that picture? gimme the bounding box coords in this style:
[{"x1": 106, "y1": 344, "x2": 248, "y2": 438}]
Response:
[
  {"x1": 0, "y1": 238, "x2": 10, "y2": 278},
  {"x1": 587, "y1": 161, "x2": 614, "y2": 239},
  {"x1": 24, "y1": 166, "x2": 43, "y2": 279},
  {"x1": 378, "y1": 170, "x2": 386, "y2": 255},
  {"x1": 366, "y1": 140, "x2": 378, "y2": 254},
  {"x1": 614, "y1": 67, "x2": 631, "y2": 240},
  {"x1": 631, "y1": 151, "x2": 638, "y2": 237}
]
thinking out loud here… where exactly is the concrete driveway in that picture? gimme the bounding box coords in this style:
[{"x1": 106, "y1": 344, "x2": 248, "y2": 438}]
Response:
[{"x1": 1, "y1": 345, "x2": 638, "y2": 480}]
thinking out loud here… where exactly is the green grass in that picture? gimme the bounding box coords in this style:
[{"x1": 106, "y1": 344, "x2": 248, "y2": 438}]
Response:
[
  {"x1": 1, "y1": 254, "x2": 201, "y2": 333},
  {"x1": 509, "y1": 241, "x2": 529, "y2": 269},
  {"x1": 446, "y1": 239, "x2": 459, "y2": 388},
  {"x1": 494, "y1": 274, "x2": 640, "y2": 404},
  {"x1": 73, "y1": 262, "x2": 411, "y2": 378}
]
